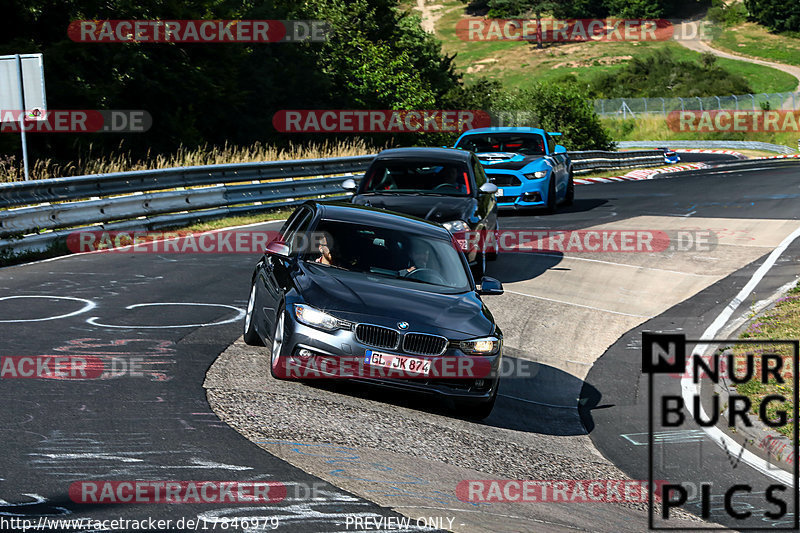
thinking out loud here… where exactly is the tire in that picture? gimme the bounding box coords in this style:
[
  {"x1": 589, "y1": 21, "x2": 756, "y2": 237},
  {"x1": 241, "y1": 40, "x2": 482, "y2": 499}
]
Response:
[
  {"x1": 564, "y1": 172, "x2": 574, "y2": 206},
  {"x1": 545, "y1": 177, "x2": 557, "y2": 214},
  {"x1": 270, "y1": 305, "x2": 288, "y2": 379},
  {"x1": 455, "y1": 383, "x2": 498, "y2": 420},
  {"x1": 486, "y1": 224, "x2": 498, "y2": 261},
  {"x1": 243, "y1": 281, "x2": 264, "y2": 346},
  {"x1": 471, "y1": 250, "x2": 486, "y2": 281}
]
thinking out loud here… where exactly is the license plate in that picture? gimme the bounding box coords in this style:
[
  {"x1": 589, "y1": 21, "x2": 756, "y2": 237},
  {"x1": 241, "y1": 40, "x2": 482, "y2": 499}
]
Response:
[
  {"x1": 497, "y1": 188, "x2": 504, "y2": 196},
  {"x1": 364, "y1": 350, "x2": 431, "y2": 375}
]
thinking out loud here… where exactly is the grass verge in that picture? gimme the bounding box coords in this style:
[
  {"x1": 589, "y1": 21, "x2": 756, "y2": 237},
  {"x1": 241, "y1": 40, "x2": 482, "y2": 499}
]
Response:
[
  {"x1": 732, "y1": 284, "x2": 800, "y2": 439},
  {"x1": 0, "y1": 139, "x2": 376, "y2": 182},
  {"x1": 712, "y1": 23, "x2": 800, "y2": 68},
  {"x1": 603, "y1": 116, "x2": 800, "y2": 148}
]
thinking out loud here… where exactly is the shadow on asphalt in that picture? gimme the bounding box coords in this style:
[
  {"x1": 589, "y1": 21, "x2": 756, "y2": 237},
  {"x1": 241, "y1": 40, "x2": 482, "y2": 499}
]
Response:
[
  {"x1": 484, "y1": 250, "x2": 564, "y2": 283},
  {"x1": 497, "y1": 198, "x2": 610, "y2": 219},
  {"x1": 299, "y1": 355, "x2": 604, "y2": 437}
]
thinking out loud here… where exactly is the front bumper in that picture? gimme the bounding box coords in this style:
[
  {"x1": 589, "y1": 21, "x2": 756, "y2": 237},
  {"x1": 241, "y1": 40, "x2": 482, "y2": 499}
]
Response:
[
  {"x1": 274, "y1": 317, "x2": 502, "y2": 400},
  {"x1": 492, "y1": 174, "x2": 549, "y2": 209}
]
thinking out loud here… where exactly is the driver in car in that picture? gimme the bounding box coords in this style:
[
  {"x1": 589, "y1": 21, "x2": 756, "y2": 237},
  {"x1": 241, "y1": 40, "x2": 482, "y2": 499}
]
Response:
[
  {"x1": 440, "y1": 167, "x2": 466, "y2": 193},
  {"x1": 402, "y1": 240, "x2": 431, "y2": 275}
]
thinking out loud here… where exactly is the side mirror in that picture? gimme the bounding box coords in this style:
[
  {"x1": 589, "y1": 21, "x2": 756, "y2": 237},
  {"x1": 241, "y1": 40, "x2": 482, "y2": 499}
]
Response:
[
  {"x1": 554, "y1": 145, "x2": 567, "y2": 154},
  {"x1": 479, "y1": 182, "x2": 498, "y2": 194},
  {"x1": 265, "y1": 241, "x2": 290, "y2": 258},
  {"x1": 478, "y1": 276, "x2": 503, "y2": 295},
  {"x1": 342, "y1": 178, "x2": 357, "y2": 192}
]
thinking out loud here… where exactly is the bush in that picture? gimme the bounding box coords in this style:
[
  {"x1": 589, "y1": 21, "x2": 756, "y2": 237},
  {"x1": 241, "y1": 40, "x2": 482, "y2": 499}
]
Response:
[
  {"x1": 493, "y1": 84, "x2": 616, "y2": 150},
  {"x1": 589, "y1": 48, "x2": 752, "y2": 98},
  {"x1": 707, "y1": 0, "x2": 748, "y2": 26}
]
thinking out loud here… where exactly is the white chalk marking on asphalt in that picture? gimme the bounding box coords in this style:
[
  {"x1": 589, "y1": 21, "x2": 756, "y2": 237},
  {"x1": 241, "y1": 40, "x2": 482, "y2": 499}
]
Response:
[
  {"x1": 504, "y1": 289, "x2": 650, "y2": 318},
  {"x1": 86, "y1": 302, "x2": 244, "y2": 329},
  {"x1": 680, "y1": 223, "x2": 800, "y2": 486},
  {"x1": 29, "y1": 453, "x2": 144, "y2": 462},
  {"x1": 0, "y1": 295, "x2": 96, "y2": 322}
]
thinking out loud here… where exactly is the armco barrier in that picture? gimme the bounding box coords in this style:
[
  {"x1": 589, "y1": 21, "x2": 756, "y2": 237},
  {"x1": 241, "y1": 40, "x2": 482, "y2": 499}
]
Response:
[
  {"x1": 0, "y1": 148, "x2": 699, "y2": 256},
  {"x1": 616, "y1": 140, "x2": 796, "y2": 154}
]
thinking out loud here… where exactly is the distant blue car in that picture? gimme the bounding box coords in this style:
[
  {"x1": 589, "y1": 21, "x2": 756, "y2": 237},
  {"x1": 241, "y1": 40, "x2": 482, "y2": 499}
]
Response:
[
  {"x1": 659, "y1": 147, "x2": 681, "y2": 164},
  {"x1": 454, "y1": 127, "x2": 573, "y2": 213}
]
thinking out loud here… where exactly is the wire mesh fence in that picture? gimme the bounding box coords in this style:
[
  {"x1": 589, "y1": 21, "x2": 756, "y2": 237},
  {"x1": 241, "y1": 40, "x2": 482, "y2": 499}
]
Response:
[{"x1": 594, "y1": 92, "x2": 800, "y2": 117}]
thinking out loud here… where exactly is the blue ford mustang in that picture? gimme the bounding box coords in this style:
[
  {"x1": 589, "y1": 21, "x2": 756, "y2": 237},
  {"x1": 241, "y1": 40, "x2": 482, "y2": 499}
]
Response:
[{"x1": 454, "y1": 127, "x2": 574, "y2": 213}]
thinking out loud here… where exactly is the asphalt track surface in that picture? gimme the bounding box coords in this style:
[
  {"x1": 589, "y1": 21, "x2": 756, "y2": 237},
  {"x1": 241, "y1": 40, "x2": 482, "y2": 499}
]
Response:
[{"x1": 1, "y1": 153, "x2": 799, "y2": 532}]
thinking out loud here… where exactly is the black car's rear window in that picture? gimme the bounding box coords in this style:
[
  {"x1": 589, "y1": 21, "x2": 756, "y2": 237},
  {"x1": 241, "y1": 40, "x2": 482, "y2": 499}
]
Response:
[{"x1": 362, "y1": 160, "x2": 471, "y2": 196}]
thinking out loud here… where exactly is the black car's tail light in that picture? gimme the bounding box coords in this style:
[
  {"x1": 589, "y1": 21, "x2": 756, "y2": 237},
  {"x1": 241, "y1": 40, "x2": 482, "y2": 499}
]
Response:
[
  {"x1": 402, "y1": 333, "x2": 448, "y2": 356},
  {"x1": 355, "y1": 324, "x2": 399, "y2": 349}
]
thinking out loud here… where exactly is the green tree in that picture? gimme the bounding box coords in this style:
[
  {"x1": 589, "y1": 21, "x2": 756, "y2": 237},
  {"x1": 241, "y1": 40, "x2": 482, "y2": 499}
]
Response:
[{"x1": 744, "y1": 0, "x2": 800, "y2": 32}]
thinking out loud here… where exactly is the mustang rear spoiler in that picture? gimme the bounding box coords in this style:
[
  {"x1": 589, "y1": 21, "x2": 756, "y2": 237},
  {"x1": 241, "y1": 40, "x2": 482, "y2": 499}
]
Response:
[{"x1": 547, "y1": 132, "x2": 562, "y2": 136}]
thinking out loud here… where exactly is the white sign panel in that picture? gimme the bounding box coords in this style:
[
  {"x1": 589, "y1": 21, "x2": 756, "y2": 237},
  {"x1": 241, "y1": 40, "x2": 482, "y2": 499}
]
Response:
[{"x1": 0, "y1": 53, "x2": 46, "y2": 119}]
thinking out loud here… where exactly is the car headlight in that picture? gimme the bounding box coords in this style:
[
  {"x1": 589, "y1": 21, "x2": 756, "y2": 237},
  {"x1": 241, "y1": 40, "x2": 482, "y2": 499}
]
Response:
[
  {"x1": 294, "y1": 304, "x2": 339, "y2": 331},
  {"x1": 460, "y1": 336, "x2": 501, "y2": 355},
  {"x1": 442, "y1": 220, "x2": 470, "y2": 232},
  {"x1": 524, "y1": 171, "x2": 548, "y2": 179}
]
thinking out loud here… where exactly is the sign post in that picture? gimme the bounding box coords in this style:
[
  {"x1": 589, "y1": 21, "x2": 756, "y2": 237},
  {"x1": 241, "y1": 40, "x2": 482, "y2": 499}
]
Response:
[{"x1": 0, "y1": 53, "x2": 47, "y2": 181}]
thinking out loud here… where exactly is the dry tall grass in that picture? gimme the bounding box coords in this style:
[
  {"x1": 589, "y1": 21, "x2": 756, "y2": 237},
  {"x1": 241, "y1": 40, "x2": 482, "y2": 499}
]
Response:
[{"x1": 0, "y1": 139, "x2": 377, "y2": 182}]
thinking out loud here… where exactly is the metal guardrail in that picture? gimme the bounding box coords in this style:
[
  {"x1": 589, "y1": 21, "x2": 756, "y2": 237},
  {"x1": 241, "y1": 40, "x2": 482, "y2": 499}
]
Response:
[
  {"x1": 616, "y1": 140, "x2": 797, "y2": 154},
  {"x1": 0, "y1": 148, "x2": 702, "y2": 257},
  {"x1": 569, "y1": 149, "x2": 664, "y2": 174},
  {"x1": 0, "y1": 155, "x2": 376, "y2": 209}
]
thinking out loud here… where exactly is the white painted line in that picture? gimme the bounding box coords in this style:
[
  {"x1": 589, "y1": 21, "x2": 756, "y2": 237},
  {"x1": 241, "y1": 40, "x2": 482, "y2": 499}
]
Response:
[
  {"x1": 504, "y1": 289, "x2": 650, "y2": 318},
  {"x1": 518, "y1": 251, "x2": 716, "y2": 278},
  {"x1": 680, "y1": 223, "x2": 800, "y2": 486},
  {"x1": 87, "y1": 302, "x2": 245, "y2": 329}
]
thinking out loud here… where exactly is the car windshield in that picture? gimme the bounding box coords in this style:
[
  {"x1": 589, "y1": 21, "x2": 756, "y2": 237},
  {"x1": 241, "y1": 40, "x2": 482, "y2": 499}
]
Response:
[
  {"x1": 456, "y1": 133, "x2": 546, "y2": 156},
  {"x1": 301, "y1": 219, "x2": 470, "y2": 291},
  {"x1": 361, "y1": 160, "x2": 471, "y2": 196}
]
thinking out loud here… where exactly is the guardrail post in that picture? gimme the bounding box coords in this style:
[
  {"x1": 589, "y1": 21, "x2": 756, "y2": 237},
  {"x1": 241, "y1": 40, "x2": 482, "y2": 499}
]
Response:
[
  {"x1": 661, "y1": 98, "x2": 665, "y2": 116},
  {"x1": 750, "y1": 93, "x2": 756, "y2": 110},
  {"x1": 680, "y1": 98, "x2": 684, "y2": 112},
  {"x1": 715, "y1": 96, "x2": 721, "y2": 110},
  {"x1": 696, "y1": 96, "x2": 703, "y2": 111},
  {"x1": 732, "y1": 94, "x2": 738, "y2": 110}
]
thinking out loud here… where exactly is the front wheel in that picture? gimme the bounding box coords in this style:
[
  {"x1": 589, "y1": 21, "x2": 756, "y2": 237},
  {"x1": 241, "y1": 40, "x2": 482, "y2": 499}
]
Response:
[
  {"x1": 243, "y1": 281, "x2": 264, "y2": 346},
  {"x1": 545, "y1": 177, "x2": 557, "y2": 214},
  {"x1": 270, "y1": 306, "x2": 288, "y2": 379},
  {"x1": 564, "y1": 172, "x2": 574, "y2": 206},
  {"x1": 486, "y1": 224, "x2": 498, "y2": 261}
]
